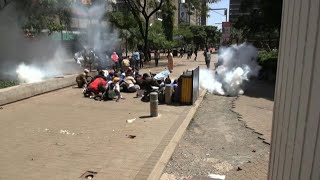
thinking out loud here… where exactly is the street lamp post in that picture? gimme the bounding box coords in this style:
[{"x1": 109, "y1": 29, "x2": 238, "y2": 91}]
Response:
[{"x1": 209, "y1": 8, "x2": 228, "y2": 22}]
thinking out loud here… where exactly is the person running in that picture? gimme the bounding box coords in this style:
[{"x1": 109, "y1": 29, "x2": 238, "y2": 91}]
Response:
[
  {"x1": 204, "y1": 48, "x2": 211, "y2": 69},
  {"x1": 194, "y1": 48, "x2": 198, "y2": 61}
]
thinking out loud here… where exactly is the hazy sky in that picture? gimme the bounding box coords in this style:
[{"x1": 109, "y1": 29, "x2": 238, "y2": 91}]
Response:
[{"x1": 207, "y1": 0, "x2": 230, "y2": 29}]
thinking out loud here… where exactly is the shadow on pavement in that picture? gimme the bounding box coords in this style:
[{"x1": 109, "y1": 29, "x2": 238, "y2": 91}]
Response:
[{"x1": 243, "y1": 79, "x2": 275, "y2": 101}]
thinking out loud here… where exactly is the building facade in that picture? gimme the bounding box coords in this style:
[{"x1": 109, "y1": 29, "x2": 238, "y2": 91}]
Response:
[{"x1": 229, "y1": 0, "x2": 259, "y2": 23}]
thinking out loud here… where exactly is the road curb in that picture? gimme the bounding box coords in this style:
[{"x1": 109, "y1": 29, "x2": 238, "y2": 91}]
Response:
[
  {"x1": 0, "y1": 72, "x2": 97, "y2": 106},
  {"x1": 147, "y1": 90, "x2": 207, "y2": 180}
]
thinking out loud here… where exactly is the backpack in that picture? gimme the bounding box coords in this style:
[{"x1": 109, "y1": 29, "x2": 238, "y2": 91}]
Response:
[{"x1": 133, "y1": 52, "x2": 140, "y2": 61}]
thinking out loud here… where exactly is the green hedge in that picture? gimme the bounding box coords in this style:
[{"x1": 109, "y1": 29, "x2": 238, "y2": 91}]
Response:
[
  {"x1": 258, "y1": 51, "x2": 278, "y2": 81},
  {"x1": 0, "y1": 80, "x2": 19, "y2": 89}
]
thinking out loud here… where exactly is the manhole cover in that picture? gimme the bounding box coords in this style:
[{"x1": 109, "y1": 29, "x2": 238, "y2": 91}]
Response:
[{"x1": 79, "y1": 171, "x2": 98, "y2": 179}]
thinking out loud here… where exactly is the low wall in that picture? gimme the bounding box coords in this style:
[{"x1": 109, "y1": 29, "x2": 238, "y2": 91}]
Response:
[{"x1": 0, "y1": 74, "x2": 78, "y2": 106}]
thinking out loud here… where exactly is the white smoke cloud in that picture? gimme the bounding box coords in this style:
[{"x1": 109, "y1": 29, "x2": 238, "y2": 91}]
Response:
[
  {"x1": 72, "y1": 2, "x2": 121, "y2": 68},
  {"x1": 16, "y1": 63, "x2": 44, "y2": 83},
  {"x1": 200, "y1": 43, "x2": 261, "y2": 96},
  {"x1": 15, "y1": 46, "x2": 74, "y2": 83},
  {"x1": 1, "y1": 1, "x2": 120, "y2": 84}
]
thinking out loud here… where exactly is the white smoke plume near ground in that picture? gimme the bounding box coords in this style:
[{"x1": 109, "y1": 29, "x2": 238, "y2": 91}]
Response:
[
  {"x1": 200, "y1": 43, "x2": 261, "y2": 96},
  {"x1": 15, "y1": 47, "x2": 73, "y2": 83},
  {"x1": 16, "y1": 63, "x2": 44, "y2": 83}
]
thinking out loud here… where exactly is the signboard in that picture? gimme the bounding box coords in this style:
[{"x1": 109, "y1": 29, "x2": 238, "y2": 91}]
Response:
[
  {"x1": 179, "y1": 3, "x2": 190, "y2": 24},
  {"x1": 222, "y1": 22, "x2": 231, "y2": 42}
]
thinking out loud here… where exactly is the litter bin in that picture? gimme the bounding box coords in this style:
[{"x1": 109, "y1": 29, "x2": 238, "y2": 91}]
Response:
[{"x1": 179, "y1": 71, "x2": 193, "y2": 105}]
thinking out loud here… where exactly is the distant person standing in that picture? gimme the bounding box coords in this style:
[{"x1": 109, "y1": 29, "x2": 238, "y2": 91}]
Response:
[
  {"x1": 154, "y1": 49, "x2": 160, "y2": 67},
  {"x1": 111, "y1": 52, "x2": 119, "y2": 71},
  {"x1": 132, "y1": 50, "x2": 140, "y2": 71},
  {"x1": 194, "y1": 48, "x2": 198, "y2": 61},
  {"x1": 167, "y1": 51, "x2": 174, "y2": 72},
  {"x1": 148, "y1": 48, "x2": 152, "y2": 62},
  {"x1": 139, "y1": 50, "x2": 145, "y2": 68},
  {"x1": 204, "y1": 48, "x2": 211, "y2": 69}
]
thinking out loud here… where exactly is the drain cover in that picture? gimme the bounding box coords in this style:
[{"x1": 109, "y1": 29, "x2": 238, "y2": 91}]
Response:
[{"x1": 79, "y1": 171, "x2": 98, "y2": 179}]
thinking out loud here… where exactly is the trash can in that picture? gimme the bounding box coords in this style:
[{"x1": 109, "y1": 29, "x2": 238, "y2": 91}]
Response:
[{"x1": 179, "y1": 71, "x2": 193, "y2": 105}]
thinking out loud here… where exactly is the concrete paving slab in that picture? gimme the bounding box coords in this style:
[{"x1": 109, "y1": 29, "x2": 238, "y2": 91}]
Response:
[{"x1": 0, "y1": 53, "x2": 213, "y2": 180}]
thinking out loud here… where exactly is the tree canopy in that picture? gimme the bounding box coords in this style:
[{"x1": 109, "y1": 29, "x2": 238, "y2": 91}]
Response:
[
  {"x1": 233, "y1": 0, "x2": 283, "y2": 49},
  {"x1": 11, "y1": 0, "x2": 72, "y2": 34},
  {"x1": 124, "y1": 0, "x2": 164, "y2": 60}
]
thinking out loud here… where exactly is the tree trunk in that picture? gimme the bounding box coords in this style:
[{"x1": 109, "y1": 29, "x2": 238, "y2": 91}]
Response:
[
  {"x1": 144, "y1": 18, "x2": 149, "y2": 62},
  {"x1": 59, "y1": 17, "x2": 63, "y2": 41},
  {"x1": 125, "y1": 32, "x2": 128, "y2": 57}
]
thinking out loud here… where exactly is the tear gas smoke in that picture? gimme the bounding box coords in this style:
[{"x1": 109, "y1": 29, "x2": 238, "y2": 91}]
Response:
[
  {"x1": 72, "y1": 2, "x2": 120, "y2": 68},
  {"x1": 199, "y1": 43, "x2": 261, "y2": 96},
  {"x1": 16, "y1": 63, "x2": 44, "y2": 83},
  {"x1": 0, "y1": 2, "x2": 119, "y2": 84}
]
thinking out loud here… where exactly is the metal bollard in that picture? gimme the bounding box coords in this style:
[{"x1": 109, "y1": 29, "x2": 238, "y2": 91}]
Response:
[
  {"x1": 150, "y1": 92, "x2": 158, "y2": 117},
  {"x1": 165, "y1": 84, "x2": 172, "y2": 104}
]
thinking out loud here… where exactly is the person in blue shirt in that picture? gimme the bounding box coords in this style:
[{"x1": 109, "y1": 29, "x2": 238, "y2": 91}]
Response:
[{"x1": 132, "y1": 50, "x2": 140, "y2": 71}]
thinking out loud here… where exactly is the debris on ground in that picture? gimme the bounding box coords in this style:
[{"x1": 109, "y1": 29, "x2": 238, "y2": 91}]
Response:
[
  {"x1": 126, "y1": 118, "x2": 136, "y2": 123},
  {"x1": 252, "y1": 150, "x2": 256, "y2": 152},
  {"x1": 55, "y1": 142, "x2": 65, "y2": 146},
  {"x1": 59, "y1": 130, "x2": 75, "y2": 135},
  {"x1": 236, "y1": 167, "x2": 242, "y2": 171},
  {"x1": 126, "y1": 135, "x2": 136, "y2": 139},
  {"x1": 208, "y1": 174, "x2": 226, "y2": 180}
]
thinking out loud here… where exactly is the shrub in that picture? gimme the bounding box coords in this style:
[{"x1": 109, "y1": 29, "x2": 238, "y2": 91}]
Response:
[
  {"x1": 0, "y1": 80, "x2": 19, "y2": 89},
  {"x1": 258, "y1": 50, "x2": 278, "y2": 81}
]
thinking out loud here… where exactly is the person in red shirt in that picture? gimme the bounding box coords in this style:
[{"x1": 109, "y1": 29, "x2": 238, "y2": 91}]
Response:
[
  {"x1": 111, "y1": 52, "x2": 119, "y2": 71},
  {"x1": 87, "y1": 77, "x2": 107, "y2": 99}
]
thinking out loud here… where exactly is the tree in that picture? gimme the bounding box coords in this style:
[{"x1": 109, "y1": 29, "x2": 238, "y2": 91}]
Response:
[
  {"x1": 230, "y1": 28, "x2": 244, "y2": 44},
  {"x1": 13, "y1": 0, "x2": 72, "y2": 35},
  {"x1": 184, "y1": 0, "x2": 221, "y2": 24},
  {"x1": 124, "y1": 0, "x2": 164, "y2": 61},
  {"x1": 233, "y1": 0, "x2": 283, "y2": 49},
  {"x1": 161, "y1": 0, "x2": 175, "y2": 41},
  {"x1": 0, "y1": 0, "x2": 10, "y2": 9},
  {"x1": 173, "y1": 25, "x2": 193, "y2": 47},
  {"x1": 106, "y1": 10, "x2": 141, "y2": 54},
  {"x1": 204, "y1": 25, "x2": 218, "y2": 46},
  {"x1": 190, "y1": 25, "x2": 206, "y2": 48}
]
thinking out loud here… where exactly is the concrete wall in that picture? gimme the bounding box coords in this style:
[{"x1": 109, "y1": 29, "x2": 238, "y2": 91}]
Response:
[
  {"x1": 268, "y1": 0, "x2": 320, "y2": 180},
  {"x1": 0, "y1": 75, "x2": 78, "y2": 106}
]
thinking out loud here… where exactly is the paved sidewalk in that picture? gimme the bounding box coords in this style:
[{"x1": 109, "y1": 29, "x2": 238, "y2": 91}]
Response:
[{"x1": 0, "y1": 54, "x2": 211, "y2": 179}]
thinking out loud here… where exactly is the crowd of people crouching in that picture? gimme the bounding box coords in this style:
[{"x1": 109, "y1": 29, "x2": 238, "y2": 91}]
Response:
[{"x1": 75, "y1": 68, "x2": 179, "y2": 103}]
